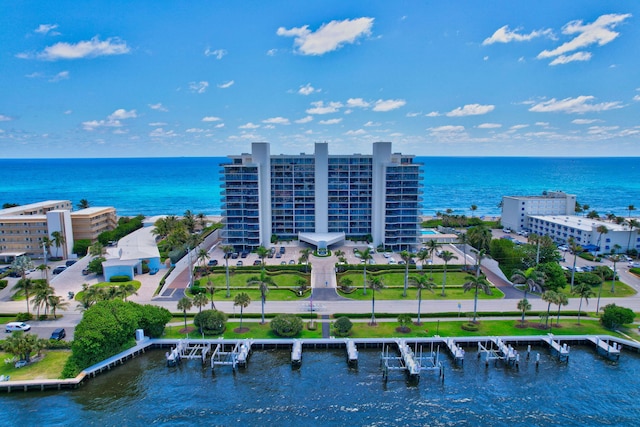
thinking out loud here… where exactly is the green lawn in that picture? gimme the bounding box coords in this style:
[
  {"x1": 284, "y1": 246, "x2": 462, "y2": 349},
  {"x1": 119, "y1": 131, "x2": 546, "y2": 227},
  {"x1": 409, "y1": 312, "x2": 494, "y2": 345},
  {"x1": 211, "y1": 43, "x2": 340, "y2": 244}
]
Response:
[
  {"x1": 557, "y1": 281, "x2": 636, "y2": 298},
  {"x1": 163, "y1": 321, "x2": 323, "y2": 339},
  {"x1": 0, "y1": 350, "x2": 71, "y2": 380},
  {"x1": 198, "y1": 271, "x2": 309, "y2": 288}
]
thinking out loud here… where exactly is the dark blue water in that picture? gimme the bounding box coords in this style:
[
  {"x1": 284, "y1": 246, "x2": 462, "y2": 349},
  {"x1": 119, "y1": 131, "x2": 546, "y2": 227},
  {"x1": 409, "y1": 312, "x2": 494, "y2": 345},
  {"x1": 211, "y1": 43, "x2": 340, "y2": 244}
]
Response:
[
  {"x1": 1, "y1": 346, "x2": 638, "y2": 426},
  {"x1": 0, "y1": 157, "x2": 638, "y2": 217}
]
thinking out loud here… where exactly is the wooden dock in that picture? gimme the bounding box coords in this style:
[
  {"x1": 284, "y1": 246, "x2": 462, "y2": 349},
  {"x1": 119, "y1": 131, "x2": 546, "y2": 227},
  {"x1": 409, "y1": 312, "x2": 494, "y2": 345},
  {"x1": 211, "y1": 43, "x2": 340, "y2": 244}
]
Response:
[
  {"x1": 588, "y1": 336, "x2": 620, "y2": 361},
  {"x1": 442, "y1": 338, "x2": 465, "y2": 365},
  {"x1": 291, "y1": 339, "x2": 303, "y2": 366},
  {"x1": 541, "y1": 334, "x2": 571, "y2": 362},
  {"x1": 345, "y1": 339, "x2": 358, "y2": 367}
]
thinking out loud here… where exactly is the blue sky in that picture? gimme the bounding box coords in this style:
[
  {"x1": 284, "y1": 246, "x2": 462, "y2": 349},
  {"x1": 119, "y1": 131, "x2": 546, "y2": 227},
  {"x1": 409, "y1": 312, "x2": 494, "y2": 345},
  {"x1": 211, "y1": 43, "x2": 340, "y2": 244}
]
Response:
[{"x1": 1, "y1": 1, "x2": 639, "y2": 158}]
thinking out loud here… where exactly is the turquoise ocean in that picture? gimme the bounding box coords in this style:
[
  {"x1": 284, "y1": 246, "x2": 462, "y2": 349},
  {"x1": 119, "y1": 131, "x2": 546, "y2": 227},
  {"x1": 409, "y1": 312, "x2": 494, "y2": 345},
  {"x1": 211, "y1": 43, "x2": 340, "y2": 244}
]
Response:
[{"x1": 1, "y1": 157, "x2": 639, "y2": 217}]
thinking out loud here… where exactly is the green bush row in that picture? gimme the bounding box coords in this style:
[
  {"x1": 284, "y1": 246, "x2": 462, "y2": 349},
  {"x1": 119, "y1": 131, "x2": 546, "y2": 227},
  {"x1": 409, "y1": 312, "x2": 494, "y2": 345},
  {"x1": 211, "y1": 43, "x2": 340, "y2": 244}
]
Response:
[
  {"x1": 0, "y1": 279, "x2": 7, "y2": 290},
  {"x1": 208, "y1": 264, "x2": 310, "y2": 274},
  {"x1": 332, "y1": 310, "x2": 588, "y2": 319},
  {"x1": 110, "y1": 275, "x2": 132, "y2": 282}
]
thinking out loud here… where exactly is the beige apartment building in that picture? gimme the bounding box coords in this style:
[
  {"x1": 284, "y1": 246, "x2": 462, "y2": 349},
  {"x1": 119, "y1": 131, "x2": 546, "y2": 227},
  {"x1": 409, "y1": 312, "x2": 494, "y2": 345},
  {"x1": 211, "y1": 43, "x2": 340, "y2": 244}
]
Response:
[{"x1": 0, "y1": 200, "x2": 116, "y2": 260}]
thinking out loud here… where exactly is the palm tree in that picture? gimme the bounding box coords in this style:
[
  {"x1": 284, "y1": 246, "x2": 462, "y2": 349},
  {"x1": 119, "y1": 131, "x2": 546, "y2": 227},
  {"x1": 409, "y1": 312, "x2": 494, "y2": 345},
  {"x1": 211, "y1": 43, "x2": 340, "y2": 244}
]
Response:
[
  {"x1": 247, "y1": 270, "x2": 276, "y2": 324},
  {"x1": 463, "y1": 274, "x2": 492, "y2": 322},
  {"x1": 12, "y1": 278, "x2": 34, "y2": 314},
  {"x1": 629, "y1": 204, "x2": 636, "y2": 218},
  {"x1": 416, "y1": 248, "x2": 430, "y2": 271},
  {"x1": 467, "y1": 225, "x2": 492, "y2": 252},
  {"x1": 89, "y1": 242, "x2": 104, "y2": 256},
  {"x1": 470, "y1": 204, "x2": 478, "y2": 217},
  {"x1": 517, "y1": 298, "x2": 532, "y2": 325},
  {"x1": 573, "y1": 282, "x2": 595, "y2": 325},
  {"x1": 183, "y1": 209, "x2": 196, "y2": 233},
  {"x1": 177, "y1": 296, "x2": 193, "y2": 333},
  {"x1": 437, "y1": 250, "x2": 458, "y2": 296},
  {"x1": 334, "y1": 249, "x2": 345, "y2": 259},
  {"x1": 568, "y1": 237, "x2": 582, "y2": 291},
  {"x1": 36, "y1": 263, "x2": 50, "y2": 282},
  {"x1": 196, "y1": 212, "x2": 208, "y2": 231},
  {"x1": 410, "y1": 275, "x2": 434, "y2": 325},
  {"x1": 222, "y1": 244, "x2": 234, "y2": 298},
  {"x1": 510, "y1": 268, "x2": 546, "y2": 295},
  {"x1": 367, "y1": 276, "x2": 385, "y2": 325},
  {"x1": 197, "y1": 248, "x2": 210, "y2": 270},
  {"x1": 41, "y1": 236, "x2": 52, "y2": 259},
  {"x1": 626, "y1": 219, "x2": 639, "y2": 252},
  {"x1": 51, "y1": 231, "x2": 66, "y2": 258},
  {"x1": 298, "y1": 248, "x2": 312, "y2": 272},
  {"x1": 234, "y1": 292, "x2": 251, "y2": 330},
  {"x1": 554, "y1": 292, "x2": 569, "y2": 326},
  {"x1": 595, "y1": 225, "x2": 609, "y2": 253},
  {"x1": 118, "y1": 283, "x2": 138, "y2": 301},
  {"x1": 31, "y1": 281, "x2": 54, "y2": 317},
  {"x1": 193, "y1": 292, "x2": 209, "y2": 313},
  {"x1": 255, "y1": 245, "x2": 270, "y2": 270},
  {"x1": 541, "y1": 290, "x2": 559, "y2": 328},
  {"x1": 48, "y1": 295, "x2": 68, "y2": 319},
  {"x1": 399, "y1": 250, "x2": 412, "y2": 297},
  {"x1": 609, "y1": 253, "x2": 622, "y2": 293},
  {"x1": 354, "y1": 248, "x2": 373, "y2": 295},
  {"x1": 206, "y1": 277, "x2": 216, "y2": 310},
  {"x1": 77, "y1": 199, "x2": 90, "y2": 209},
  {"x1": 423, "y1": 240, "x2": 441, "y2": 279},
  {"x1": 456, "y1": 233, "x2": 470, "y2": 271}
]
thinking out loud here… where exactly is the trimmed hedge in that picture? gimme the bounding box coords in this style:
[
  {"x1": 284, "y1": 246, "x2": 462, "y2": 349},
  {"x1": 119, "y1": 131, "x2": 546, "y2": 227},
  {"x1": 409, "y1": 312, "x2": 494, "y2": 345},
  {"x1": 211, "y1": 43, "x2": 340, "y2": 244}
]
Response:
[
  {"x1": 110, "y1": 275, "x2": 132, "y2": 282},
  {"x1": 332, "y1": 310, "x2": 588, "y2": 319},
  {"x1": 0, "y1": 279, "x2": 7, "y2": 290}
]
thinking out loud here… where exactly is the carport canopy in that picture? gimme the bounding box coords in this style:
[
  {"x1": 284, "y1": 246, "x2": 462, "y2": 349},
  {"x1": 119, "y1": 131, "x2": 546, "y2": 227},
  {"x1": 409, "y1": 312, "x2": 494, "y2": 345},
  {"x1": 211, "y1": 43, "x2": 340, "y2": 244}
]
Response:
[{"x1": 298, "y1": 232, "x2": 345, "y2": 250}]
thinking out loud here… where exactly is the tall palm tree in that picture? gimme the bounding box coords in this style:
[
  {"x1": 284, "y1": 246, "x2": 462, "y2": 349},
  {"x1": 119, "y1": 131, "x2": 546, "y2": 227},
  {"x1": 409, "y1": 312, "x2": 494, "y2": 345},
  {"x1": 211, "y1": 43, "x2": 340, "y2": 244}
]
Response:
[
  {"x1": 12, "y1": 276, "x2": 35, "y2": 315},
  {"x1": 517, "y1": 298, "x2": 532, "y2": 325},
  {"x1": 354, "y1": 248, "x2": 373, "y2": 295},
  {"x1": 573, "y1": 282, "x2": 595, "y2": 325},
  {"x1": 41, "y1": 236, "x2": 52, "y2": 260},
  {"x1": 510, "y1": 268, "x2": 546, "y2": 295},
  {"x1": 467, "y1": 225, "x2": 492, "y2": 252},
  {"x1": 568, "y1": 237, "x2": 582, "y2": 291},
  {"x1": 177, "y1": 296, "x2": 193, "y2": 333},
  {"x1": 77, "y1": 199, "x2": 90, "y2": 209},
  {"x1": 595, "y1": 225, "x2": 609, "y2": 254},
  {"x1": 298, "y1": 248, "x2": 312, "y2": 272},
  {"x1": 437, "y1": 250, "x2": 458, "y2": 296},
  {"x1": 399, "y1": 250, "x2": 412, "y2": 297},
  {"x1": 367, "y1": 276, "x2": 384, "y2": 325},
  {"x1": 222, "y1": 244, "x2": 234, "y2": 297},
  {"x1": 51, "y1": 231, "x2": 66, "y2": 258},
  {"x1": 193, "y1": 292, "x2": 209, "y2": 313},
  {"x1": 206, "y1": 277, "x2": 216, "y2": 310},
  {"x1": 626, "y1": 219, "x2": 639, "y2": 252},
  {"x1": 48, "y1": 295, "x2": 68, "y2": 319},
  {"x1": 470, "y1": 204, "x2": 478, "y2": 217},
  {"x1": 456, "y1": 233, "x2": 470, "y2": 271},
  {"x1": 247, "y1": 270, "x2": 276, "y2": 324},
  {"x1": 89, "y1": 242, "x2": 104, "y2": 256},
  {"x1": 183, "y1": 209, "x2": 196, "y2": 233},
  {"x1": 196, "y1": 212, "x2": 207, "y2": 231},
  {"x1": 31, "y1": 281, "x2": 54, "y2": 317},
  {"x1": 609, "y1": 253, "x2": 622, "y2": 293},
  {"x1": 541, "y1": 290, "x2": 559, "y2": 328},
  {"x1": 255, "y1": 245, "x2": 270, "y2": 270},
  {"x1": 629, "y1": 204, "x2": 636, "y2": 218},
  {"x1": 423, "y1": 240, "x2": 441, "y2": 279},
  {"x1": 334, "y1": 249, "x2": 344, "y2": 258},
  {"x1": 410, "y1": 275, "x2": 434, "y2": 325},
  {"x1": 554, "y1": 292, "x2": 569, "y2": 326},
  {"x1": 234, "y1": 292, "x2": 251, "y2": 330},
  {"x1": 463, "y1": 274, "x2": 492, "y2": 322},
  {"x1": 36, "y1": 263, "x2": 50, "y2": 282},
  {"x1": 197, "y1": 248, "x2": 210, "y2": 270},
  {"x1": 416, "y1": 248, "x2": 430, "y2": 271},
  {"x1": 118, "y1": 283, "x2": 138, "y2": 301}
]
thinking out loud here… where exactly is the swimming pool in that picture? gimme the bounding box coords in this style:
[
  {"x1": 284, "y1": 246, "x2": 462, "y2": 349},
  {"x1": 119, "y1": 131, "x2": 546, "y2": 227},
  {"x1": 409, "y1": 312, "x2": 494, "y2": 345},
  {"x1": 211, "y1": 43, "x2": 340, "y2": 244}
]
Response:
[{"x1": 421, "y1": 228, "x2": 440, "y2": 235}]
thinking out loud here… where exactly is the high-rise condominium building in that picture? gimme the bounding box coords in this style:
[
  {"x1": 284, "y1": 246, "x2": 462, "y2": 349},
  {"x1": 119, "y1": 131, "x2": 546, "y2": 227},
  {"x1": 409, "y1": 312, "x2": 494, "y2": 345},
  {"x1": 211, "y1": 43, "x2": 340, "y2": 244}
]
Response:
[{"x1": 220, "y1": 142, "x2": 423, "y2": 251}]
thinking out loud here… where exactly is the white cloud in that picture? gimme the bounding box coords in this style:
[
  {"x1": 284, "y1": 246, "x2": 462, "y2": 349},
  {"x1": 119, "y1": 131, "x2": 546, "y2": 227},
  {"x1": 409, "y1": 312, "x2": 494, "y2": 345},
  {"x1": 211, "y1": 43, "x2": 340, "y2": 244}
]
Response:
[
  {"x1": 306, "y1": 101, "x2": 343, "y2": 114},
  {"x1": 263, "y1": 117, "x2": 290, "y2": 125},
  {"x1": 347, "y1": 98, "x2": 370, "y2": 108},
  {"x1": 186, "y1": 128, "x2": 205, "y2": 133},
  {"x1": 215, "y1": 123, "x2": 224, "y2": 128},
  {"x1": 295, "y1": 116, "x2": 313, "y2": 124},
  {"x1": 266, "y1": 49, "x2": 277, "y2": 56},
  {"x1": 477, "y1": 123, "x2": 501, "y2": 129},
  {"x1": 148, "y1": 122, "x2": 167, "y2": 126},
  {"x1": 428, "y1": 125, "x2": 465, "y2": 133},
  {"x1": 239, "y1": 122, "x2": 260, "y2": 129},
  {"x1": 149, "y1": 103, "x2": 168, "y2": 112},
  {"x1": 535, "y1": 122, "x2": 550, "y2": 127},
  {"x1": 202, "y1": 116, "x2": 222, "y2": 122},
  {"x1": 634, "y1": 95, "x2": 640, "y2": 102},
  {"x1": 529, "y1": 96, "x2": 623, "y2": 113},
  {"x1": 149, "y1": 128, "x2": 177, "y2": 138},
  {"x1": 189, "y1": 81, "x2": 209, "y2": 94},
  {"x1": 345, "y1": 129, "x2": 367, "y2": 135},
  {"x1": 49, "y1": 71, "x2": 69, "y2": 82},
  {"x1": 64, "y1": 110, "x2": 72, "y2": 115},
  {"x1": 446, "y1": 104, "x2": 495, "y2": 117},
  {"x1": 108, "y1": 109, "x2": 137, "y2": 120},
  {"x1": 0, "y1": 115, "x2": 12, "y2": 122},
  {"x1": 426, "y1": 111, "x2": 440, "y2": 117},
  {"x1": 21, "y1": 36, "x2": 130, "y2": 60},
  {"x1": 298, "y1": 83, "x2": 318, "y2": 95},
  {"x1": 217, "y1": 80, "x2": 234, "y2": 89},
  {"x1": 364, "y1": 121, "x2": 380, "y2": 127},
  {"x1": 112, "y1": 128, "x2": 128, "y2": 135},
  {"x1": 406, "y1": 112, "x2": 422, "y2": 117},
  {"x1": 277, "y1": 17, "x2": 374, "y2": 55},
  {"x1": 319, "y1": 118, "x2": 342, "y2": 125},
  {"x1": 373, "y1": 99, "x2": 406, "y2": 112},
  {"x1": 34, "y1": 24, "x2": 60, "y2": 36},
  {"x1": 82, "y1": 119, "x2": 122, "y2": 131},
  {"x1": 204, "y1": 48, "x2": 227, "y2": 59},
  {"x1": 510, "y1": 124, "x2": 529, "y2": 130},
  {"x1": 25, "y1": 72, "x2": 43, "y2": 78},
  {"x1": 483, "y1": 56, "x2": 489, "y2": 61},
  {"x1": 571, "y1": 118, "x2": 600, "y2": 125},
  {"x1": 538, "y1": 13, "x2": 632, "y2": 64},
  {"x1": 483, "y1": 25, "x2": 554, "y2": 45},
  {"x1": 548, "y1": 51, "x2": 592, "y2": 65},
  {"x1": 587, "y1": 125, "x2": 619, "y2": 135}
]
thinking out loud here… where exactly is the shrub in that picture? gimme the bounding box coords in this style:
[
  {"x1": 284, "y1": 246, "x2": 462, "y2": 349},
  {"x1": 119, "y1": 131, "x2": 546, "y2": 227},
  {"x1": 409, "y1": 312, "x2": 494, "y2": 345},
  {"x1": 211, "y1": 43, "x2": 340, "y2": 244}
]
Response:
[
  {"x1": 73, "y1": 239, "x2": 91, "y2": 256},
  {"x1": 141, "y1": 263, "x2": 150, "y2": 274},
  {"x1": 194, "y1": 310, "x2": 227, "y2": 335},
  {"x1": 134, "y1": 304, "x2": 172, "y2": 337},
  {"x1": 461, "y1": 323, "x2": 480, "y2": 331},
  {"x1": 110, "y1": 275, "x2": 132, "y2": 282},
  {"x1": 16, "y1": 312, "x2": 33, "y2": 321},
  {"x1": 333, "y1": 316, "x2": 353, "y2": 337},
  {"x1": 271, "y1": 314, "x2": 303, "y2": 337},
  {"x1": 190, "y1": 286, "x2": 207, "y2": 296},
  {"x1": 0, "y1": 279, "x2": 7, "y2": 289},
  {"x1": 601, "y1": 304, "x2": 635, "y2": 329}
]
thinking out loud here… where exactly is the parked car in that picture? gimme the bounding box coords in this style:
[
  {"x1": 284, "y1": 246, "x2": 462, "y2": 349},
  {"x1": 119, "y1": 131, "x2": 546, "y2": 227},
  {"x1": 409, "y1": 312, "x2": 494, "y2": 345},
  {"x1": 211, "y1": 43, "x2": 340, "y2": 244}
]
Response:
[
  {"x1": 557, "y1": 245, "x2": 569, "y2": 252},
  {"x1": 279, "y1": 246, "x2": 286, "y2": 254},
  {"x1": 253, "y1": 259, "x2": 262, "y2": 266},
  {"x1": 65, "y1": 260, "x2": 77, "y2": 267},
  {"x1": 383, "y1": 252, "x2": 391, "y2": 258},
  {"x1": 50, "y1": 328, "x2": 66, "y2": 340},
  {"x1": 388, "y1": 258, "x2": 396, "y2": 264},
  {"x1": 5, "y1": 322, "x2": 31, "y2": 333},
  {"x1": 52, "y1": 266, "x2": 67, "y2": 275},
  {"x1": 240, "y1": 251, "x2": 249, "y2": 258},
  {"x1": 14, "y1": 360, "x2": 27, "y2": 368},
  {"x1": 275, "y1": 252, "x2": 282, "y2": 258},
  {"x1": 149, "y1": 268, "x2": 159, "y2": 275},
  {"x1": 630, "y1": 262, "x2": 640, "y2": 268},
  {"x1": 207, "y1": 259, "x2": 219, "y2": 266},
  {"x1": 82, "y1": 268, "x2": 90, "y2": 275},
  {"x1": 289, "y1": 260, "x2": 295, "y2": 264},
  {"x1": 231, "y1": 252, "x2": 239, "y2": 259},
  {"x1": 280, "y1": 261, "x2": 286, "y2": 265}
]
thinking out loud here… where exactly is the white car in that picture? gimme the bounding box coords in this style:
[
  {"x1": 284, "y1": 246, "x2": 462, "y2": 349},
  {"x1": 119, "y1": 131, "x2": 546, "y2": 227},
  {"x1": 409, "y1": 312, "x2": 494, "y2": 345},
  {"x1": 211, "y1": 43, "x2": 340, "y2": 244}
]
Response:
[
  {"x1": 388, "y1": 258, "x2": 396, "y2": 264},
  {"x1": 630, "y1": 262, "x2": 640, "y2": 268},
  {"x1": 5, "y1": 322, "x2": 31, "y2": 333},
  {"x1": 383, "y1": 252, "x2": 391, "y2": 258}
]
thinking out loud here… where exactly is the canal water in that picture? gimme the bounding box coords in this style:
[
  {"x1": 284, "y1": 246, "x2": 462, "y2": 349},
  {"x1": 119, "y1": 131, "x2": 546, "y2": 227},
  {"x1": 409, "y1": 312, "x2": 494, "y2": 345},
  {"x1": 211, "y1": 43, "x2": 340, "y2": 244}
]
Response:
[{"x1": 1, "y1": 345, "x2": 639, "y2": 426}]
